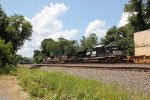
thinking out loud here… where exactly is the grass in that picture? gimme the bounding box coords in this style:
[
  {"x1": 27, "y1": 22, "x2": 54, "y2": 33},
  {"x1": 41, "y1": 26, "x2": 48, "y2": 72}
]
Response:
[{"x1": 16, "y1": 67, "x2": 150, "y2": 100}]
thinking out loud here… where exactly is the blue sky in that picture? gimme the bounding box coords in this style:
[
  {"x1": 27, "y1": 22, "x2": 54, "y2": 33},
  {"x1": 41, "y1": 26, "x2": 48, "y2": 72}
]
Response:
[{"x1": 0, "y1": 0, "x2": 129, "y2": 57}]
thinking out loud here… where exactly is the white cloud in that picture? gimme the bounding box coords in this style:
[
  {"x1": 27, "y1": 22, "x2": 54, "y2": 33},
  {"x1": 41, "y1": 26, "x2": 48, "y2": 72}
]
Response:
[
  {"x1": 85, "y1": 20, "x2": 107, "y2": 39},
  {"x1": 118, "y1": 12, "x2": 132, "y2": 27},
  {"x1": 31, "y1": 3, "x2": 70, "y2": 36},
  {"x1": 31, "y1": 3, "x2": 69, "y2": 34},
  {"x1": 18, "y1": 3, "x2": 79, "y2": 57},
  {"x1": 49, "y1": 29, "x2": 79, "y2": 40}
]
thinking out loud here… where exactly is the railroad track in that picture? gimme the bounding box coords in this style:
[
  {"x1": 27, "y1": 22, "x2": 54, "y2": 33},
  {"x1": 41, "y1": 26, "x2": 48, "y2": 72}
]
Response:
[{"x1": 22, "y1": 63, "x2": 150, "y2": 72}]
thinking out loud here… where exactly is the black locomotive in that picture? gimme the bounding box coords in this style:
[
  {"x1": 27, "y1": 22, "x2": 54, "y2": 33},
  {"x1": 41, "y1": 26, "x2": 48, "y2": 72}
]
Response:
[{"x1": 43, "y1": 44, "x2": 125, "y2": 64}]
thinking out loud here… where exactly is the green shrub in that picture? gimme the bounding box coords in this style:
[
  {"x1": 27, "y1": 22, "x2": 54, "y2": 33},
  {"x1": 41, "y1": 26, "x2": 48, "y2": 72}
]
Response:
[
  {"x1": 0, "y1": 64, "x2": 17, "y2": 75},
  {"x1": 17, "y1": 67, "x2": 150, "y2": 100},
  {"x1": 0, "y1": 39, "x2": 17, "y2": 74}
]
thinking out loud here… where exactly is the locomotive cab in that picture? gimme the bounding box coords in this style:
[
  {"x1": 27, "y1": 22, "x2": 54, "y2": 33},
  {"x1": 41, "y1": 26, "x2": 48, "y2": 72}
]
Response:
[
  {"x1": 105, "y1": 45, "x2": 124, "y2": 56},
  {"x1": 105, "y1": 44, "x2": 125, "y2": 62},
  {"x1": 93, "y1": 44, "x2": 125, "y2": 63}
]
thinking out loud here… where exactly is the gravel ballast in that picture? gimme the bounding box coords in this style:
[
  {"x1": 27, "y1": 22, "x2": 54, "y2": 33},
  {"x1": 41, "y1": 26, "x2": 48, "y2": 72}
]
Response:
[{"x1": 40, "y1": 66, "x2": 150, "y2": 93}]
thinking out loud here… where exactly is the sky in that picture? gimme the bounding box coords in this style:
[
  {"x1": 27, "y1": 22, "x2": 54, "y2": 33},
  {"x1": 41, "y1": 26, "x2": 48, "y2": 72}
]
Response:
[{"x1": 0, "y1": 0, "x2": 129, "y2": 57}]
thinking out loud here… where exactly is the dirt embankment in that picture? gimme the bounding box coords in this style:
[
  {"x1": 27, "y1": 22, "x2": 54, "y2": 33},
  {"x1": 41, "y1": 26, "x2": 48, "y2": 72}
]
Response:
[{"x1": 0, "y1": 76, "x2": 30, "y2": 100}]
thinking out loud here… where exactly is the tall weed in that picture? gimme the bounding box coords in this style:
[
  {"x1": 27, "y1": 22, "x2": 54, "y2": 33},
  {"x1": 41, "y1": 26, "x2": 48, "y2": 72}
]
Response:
[{"x1": 17, "y1": 67, "x2": 150, "y2": 100}]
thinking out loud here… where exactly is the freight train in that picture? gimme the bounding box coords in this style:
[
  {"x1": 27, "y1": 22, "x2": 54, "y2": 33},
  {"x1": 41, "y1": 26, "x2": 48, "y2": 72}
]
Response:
[
  {"x1": 43, "y1": 29, "x2": 150, "y2": 64},
  {"x1": 42, "y1": 43, "x2": 126, "y2": 64}
]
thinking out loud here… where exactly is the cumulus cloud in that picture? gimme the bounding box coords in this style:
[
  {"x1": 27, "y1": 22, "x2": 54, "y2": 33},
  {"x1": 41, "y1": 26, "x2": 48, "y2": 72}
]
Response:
[
  {"x1": 18, "y1": 3, "x2": 79, "y2": 57},
  {"x1": 118, "y1": 12, "x2": 132, "y2": 27},
  {"x1": 48, "y1": 29, "x2": 79, "y2": 40},
  {"x1": 85, "y1": 20, "x2": 107, "y2": 39},
  {"x1": 32, "y1": 3, "x2": 69, "y2": 34}
]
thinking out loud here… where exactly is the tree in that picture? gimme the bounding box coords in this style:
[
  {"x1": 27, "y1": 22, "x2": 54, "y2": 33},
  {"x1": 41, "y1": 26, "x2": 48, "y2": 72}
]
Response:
[
  {"x1": 100, "y1": 26, "x2": 118, "y2": 45},
  {"x1": 116, "y1": 25, "x2": 135, "y2": 55},
  {"x1": 0, "y1": 38, "x2": 16, "y2": 74},
  {"x1": 0, "y1": 6, "x2": 32, "y2": 51},
  {"x1": 100, "y1": 26, "x2": 135, "y2": 55},
  {"x1": 0, "y1": 6, "x2": 7, "y2": 37},
  {"x1": 40, "y1": 37, "x2": 78, "y2": 58},
  {"x1": 58, "y1": 37, "x2": 77, "y2": 55},
  {"x1": 145, "y1": 0, "x2": 150, "y2": 28},
  {"x1": 65, "y1": 40, "x2": 78, "y2": 54},
  {"x1": 100, "y1": 0, "x2": 150, "y2": 56},
  {"x1": 15, "y1": 54, "x2": 24, "y2": 63},
  {"x1": 41, "y1": 38, "x2": 56, "y2": 57},
  {"x1": 125, "y1": 0, "x2": 150, "y2": 31},
  {"x1": 0, "y1": 5, "x2": 33, "y2": 74},
  {"x1": 33, "y1": 50, "x2": 43, "y2": 64},
  {"x1": 15, "y1": 54, "x2": 32, "y2": 64},
  {"x1": 4, "y1": 15, "x2": 32, "y2": 51},
  {"x1": 80, "y1": 33, "x2": 98, "y2": 50}
]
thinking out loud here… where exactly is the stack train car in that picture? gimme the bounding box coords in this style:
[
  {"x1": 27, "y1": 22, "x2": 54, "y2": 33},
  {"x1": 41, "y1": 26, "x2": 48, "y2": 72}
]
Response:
[{"x1": 128, "y1": 29, "x2": 150, "y2": 63}]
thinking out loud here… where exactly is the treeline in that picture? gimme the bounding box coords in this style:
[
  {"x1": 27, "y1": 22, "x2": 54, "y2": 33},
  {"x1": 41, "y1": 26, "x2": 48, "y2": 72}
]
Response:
[
  {"x1": 0, "y1": 6, "x2": 32, "y2": 74},
  {"x1": 16, "y1": 55, "x2": 33, "y2": 64},
  {"x1": 34, "y1": 0, "x2": 150, "y2": 63}
]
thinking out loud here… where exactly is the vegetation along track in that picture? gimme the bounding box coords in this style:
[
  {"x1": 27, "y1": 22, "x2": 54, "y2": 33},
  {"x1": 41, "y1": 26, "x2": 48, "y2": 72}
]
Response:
[{"x1": 23, "y1": 63, "x2": 150, "y2": 72}]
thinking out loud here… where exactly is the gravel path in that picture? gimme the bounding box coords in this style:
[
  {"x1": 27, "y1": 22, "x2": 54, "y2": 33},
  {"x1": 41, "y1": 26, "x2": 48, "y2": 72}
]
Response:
[{"x1": 40, "y1": 66, "x2": 150, "y2": 93}]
